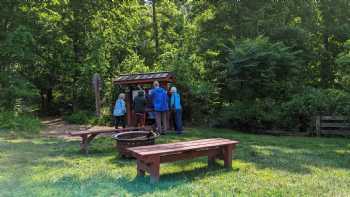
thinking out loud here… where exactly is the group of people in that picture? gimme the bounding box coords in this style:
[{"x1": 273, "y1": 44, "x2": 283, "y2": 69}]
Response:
[{"x1": 113, "y1": 81, "x2": 183, "y2": 134}]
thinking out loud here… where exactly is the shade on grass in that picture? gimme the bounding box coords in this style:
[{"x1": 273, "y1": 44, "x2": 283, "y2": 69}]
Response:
[{"x1": 0, "y1": 128, "x2": 350, "y2": 197}]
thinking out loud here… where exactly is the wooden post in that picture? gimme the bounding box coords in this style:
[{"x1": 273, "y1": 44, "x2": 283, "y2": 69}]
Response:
[
  {"x1": 126, "y1": 86, "x2": 132, "y2": 126},
  {"x1": 92, "y1": 73, "x2": 101, "y2": 117},
  {"x1": 315, "y1": 116, "x2": 321, "y2": 136}
]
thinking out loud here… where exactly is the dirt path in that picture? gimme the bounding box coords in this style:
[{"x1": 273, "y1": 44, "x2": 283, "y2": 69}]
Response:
[{"x1": 40, "y1": 117, "x2": 114, "y2": 139}]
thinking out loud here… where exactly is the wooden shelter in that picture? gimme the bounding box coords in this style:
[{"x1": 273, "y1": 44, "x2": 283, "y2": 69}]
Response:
[{"x1": 113, "y1": 72, "x2": 176, "y2": 126}]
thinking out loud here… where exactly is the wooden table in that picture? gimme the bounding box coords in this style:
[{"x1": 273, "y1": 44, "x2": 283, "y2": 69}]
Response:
[
  {"x1": 127, "y1": 138, "x2": 239, "y2": 183},
  {"x1": 68, "y1": 127, "x2": 148, "y2": 154}
]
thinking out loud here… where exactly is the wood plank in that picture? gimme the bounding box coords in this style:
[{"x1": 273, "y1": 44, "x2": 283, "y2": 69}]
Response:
[
  {"x1": 320, "y1": 122, "x2": 350, "y2": 128},
  {"x1": 128, "y1": 138, "x2": 233, "y2": 154},
  {"x1": 68, "y1": 127, "x2": 145, "y2": 136},
  {"x1": 320, "y1": 130, "x2": 350, "y2": 135},
  {"x1": 321, "y1": 116, "x2": 350, "y2": 121},
  {"x1": 133, "y1": 140, "x2": 238, "y2": 156},
  {"x1": 129, "y1": 140, "x2": 239, "y2": 157},
  {"x1": 128, "y1": 138, "x2": 230, "y2": 152},
  {"x1": 159, "y1": 148, "x2": 222, "y2": 163},
  {"x1": 128, "y1": 139, "x2": 224, "y2": 154}
]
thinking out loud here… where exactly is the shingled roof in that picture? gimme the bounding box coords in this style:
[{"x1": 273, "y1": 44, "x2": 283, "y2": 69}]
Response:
[{"x1": 113, "y1": 71, "x2": 175, "y2": 85}]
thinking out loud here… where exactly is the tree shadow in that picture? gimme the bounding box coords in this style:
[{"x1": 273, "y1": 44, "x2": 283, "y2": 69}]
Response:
[
  {"x1": 114, "y1": 161, "x2": 236, "y2": 196},
  {"x1": 233, "y1": 134, "x2": 350, "y2": 174},
  {"x1": 0, "y1": 132, "x2": 350, "y2": 177}
]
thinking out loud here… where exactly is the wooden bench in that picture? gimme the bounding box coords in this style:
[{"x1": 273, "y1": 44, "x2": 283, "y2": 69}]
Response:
[
  {"x1": 127, "y1": 138, "x2": 239, "y2": 183},
  {"x1": 316, "y1": 116, "x2": 350, "y2": 136},
  {"x1": 68, "y1": 127, "x2": 147, "y2": 154}
]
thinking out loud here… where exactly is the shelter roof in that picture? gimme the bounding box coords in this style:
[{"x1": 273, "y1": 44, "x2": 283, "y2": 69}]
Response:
[{"x1": 113, "y1": 71, "x2": 175, "y2": 85}]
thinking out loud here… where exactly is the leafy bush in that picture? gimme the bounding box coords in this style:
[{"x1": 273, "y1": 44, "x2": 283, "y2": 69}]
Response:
[
  {"x1": 222, "y1": 37, "x2": 303, "y2": 101},
  {"x1": 63, "y1": 111, "x2": 92, "y2": 124},
  {"x1": 216, "y1": 99, "x2": 282, "y2": 131},
  {"x1": 0, "y1": 111, "x2": 41, "y2": 134},
  {"x1": 0, "y1": 72, "x2": 39, "y2": 112},
  {"x1": 64, "y1": 109, "x2": 113, "y2": 126},
  {"x1": 216, "y1": 88, "x2": 350, "y2": 132},
  {"x1": 89, "y1": 115, "x2": 113, "y2": 126},
  {"x1": 282, "y1": 88, "x2": 350, "y2": 131}
]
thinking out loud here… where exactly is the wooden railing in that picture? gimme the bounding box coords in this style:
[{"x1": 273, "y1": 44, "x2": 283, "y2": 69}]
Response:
[{"x1": 315, "y1": 116, "x2": 350, "y2": 136}]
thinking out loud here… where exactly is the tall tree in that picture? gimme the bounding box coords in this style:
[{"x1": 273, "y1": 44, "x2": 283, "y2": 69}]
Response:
[{"x1": 152, "y1": 0, "x2": 159, "y2": 57}]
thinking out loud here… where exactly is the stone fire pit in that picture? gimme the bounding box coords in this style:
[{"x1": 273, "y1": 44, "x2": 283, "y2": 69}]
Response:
[{"x1": 112, "y1": 131, "x2": 159, "y2": 158}]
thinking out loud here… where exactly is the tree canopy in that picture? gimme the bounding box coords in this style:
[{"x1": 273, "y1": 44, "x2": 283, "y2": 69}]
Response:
[{"x1": 1, "y1": 0, "x2": 350, "y2": 131}]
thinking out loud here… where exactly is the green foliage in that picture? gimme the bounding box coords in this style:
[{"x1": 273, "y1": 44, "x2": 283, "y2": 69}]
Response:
[
  {"x1": 337, "y1": 40, "x2": 350, "y2": 66},
  {"x1": 223, "y1": 37, "x2": 302, "y2": 101},
  {"x1": 0, "y1": 72, "x2": 39, "y2": 112},
  {"x1": 217, "y1": 100, "x2": 282, "y2": 131},
  {"x1": 0, "y1": 111, "x2": 41, "y2": 134},
  {"x1": 336, "y1": 40, "x2": 350, "y2": 90},
  {"x1": 63, "y1": 108, "x2": 112, "y2": 126},
  {"x1": 119, "y1": 51, "x2": 150, "y2": 73},
  {"x1": 282, "y1": 88, "x2": 350, "y2": 130},
  {"x1": 1, "y1": 0, "x2": 350, "y2": 131},
  {"x1": 63, "y1": 111, "x2": 92, "y2": 125},
  {"x1": 217, "y1": 88, "x2": 350, "y2": 132}
]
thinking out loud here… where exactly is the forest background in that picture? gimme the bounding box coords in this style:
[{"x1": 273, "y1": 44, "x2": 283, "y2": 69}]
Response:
[{"x1": 1, "y1": 0, "x2": 350, "y2": 133}]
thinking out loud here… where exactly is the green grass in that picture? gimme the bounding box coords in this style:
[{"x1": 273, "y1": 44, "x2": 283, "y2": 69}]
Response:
[
  {"x1": 0, "y1": 111, "x2": 42, "y2": 135},
  {"x1": 0, "y1": 128, "x2": 350, "y2": 197}
]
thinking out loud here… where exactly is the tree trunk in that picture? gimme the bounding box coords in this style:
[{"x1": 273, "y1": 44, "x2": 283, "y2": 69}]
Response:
[
  {"x1": 152, "y1": 0, "x2": 159, "y2": 57},
  {"x1": 320, "y1": 33, "x2": 332, "y2": 88},
  {"x1": 40, "y1": 88, "x2": 53, "y2": 114}
]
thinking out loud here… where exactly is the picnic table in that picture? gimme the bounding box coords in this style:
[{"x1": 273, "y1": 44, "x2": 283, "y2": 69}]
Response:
[
  {"x1": 68, "y1": 127, "x2": 148, "y2": 154},
  {"x1": 127, "y1": 138, "x2": 239, "y2": 183}
]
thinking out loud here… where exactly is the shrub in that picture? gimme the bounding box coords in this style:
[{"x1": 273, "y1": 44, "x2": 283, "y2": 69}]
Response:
[
  {"x1": 0, "y1": 72, "x2": 39, "y2": 112},
  {"x1": 63, "y1": 111, "x2": 92, "y2": 124},
  {"x1": 0, "y1": 111, "x2": 41, "y2": 134},
  {"x1": 282, "y1": 88, "x2": 350, "y2": 131},
  {"x1": 64, "y1": 108, "x2": 113, "y2": 126},
  {"x1": 222, "y1": 36, "x2": 303, "y2": 101},
  {"x1": 216, "y1": 99, "x2": 282, "y2": 131},
  {"x1": 215, "y1": 88, "x2": 350, "y2": 132}
]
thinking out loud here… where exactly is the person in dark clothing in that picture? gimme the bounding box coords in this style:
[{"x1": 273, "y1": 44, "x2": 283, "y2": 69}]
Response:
[
  {"x1": 133, "y1": 90, "x2": 146, "y2": 127},
  {"x1": 145, "y1": 92, "x2": 156, "y2": 130}
]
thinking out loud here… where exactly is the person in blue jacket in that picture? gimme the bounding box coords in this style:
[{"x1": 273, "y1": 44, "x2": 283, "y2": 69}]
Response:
[
  {"x1": 113, "y1": 93, "x2": 126, "y2": 129},
  {"x1": 170, "y1": 87, "x2": 183, "y2": 134},
  {"x1": 150, "y1": 81, "x2": 169, "y2": 134}
]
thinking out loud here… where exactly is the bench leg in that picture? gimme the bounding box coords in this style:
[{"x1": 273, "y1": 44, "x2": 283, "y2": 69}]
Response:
[
  {"x1": 80, "y1": 134, "x2": 98, "y2": 154},
  {"x1": 208, "y1": 152, "x2": 217, "y2": 166},
  {"x1": 137, "y1": 160, "x2": 145, "y2": 177},
  {"x1": 80, "y1": 134, "x2": 88, "y2": 154},
  {"x1": 149, "y1": 156, "x2": 160, "y2": 184},
  {"x1": 223, "y1": 144, "x2": 233, "y2": 169}
]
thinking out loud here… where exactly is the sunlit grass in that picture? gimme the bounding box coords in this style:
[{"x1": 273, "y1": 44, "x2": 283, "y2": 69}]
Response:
[{"x1": 0, "y1": 128, "x2": 350, "y2": 196}]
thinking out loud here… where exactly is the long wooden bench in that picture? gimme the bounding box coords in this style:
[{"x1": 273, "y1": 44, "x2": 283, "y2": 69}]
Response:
[
  {"x1": 68, "y1": 127, "x2": 147, "y2": 154},
  {"x1": 316, "y1": 116, "x2": 350, "y2": 136},
  {"x1": 127, "y1": 138, "x2": 239, "y2": 183}
]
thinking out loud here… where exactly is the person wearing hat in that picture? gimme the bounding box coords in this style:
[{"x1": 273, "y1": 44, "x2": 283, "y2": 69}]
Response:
[{"x1": 170, "y1": 86, "x2": 183, "y2": 134}]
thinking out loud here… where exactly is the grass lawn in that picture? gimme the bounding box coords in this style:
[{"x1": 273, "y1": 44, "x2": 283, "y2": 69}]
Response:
[{"x1": 0, "y1": 128, "x2": 350, "y2": 197}]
